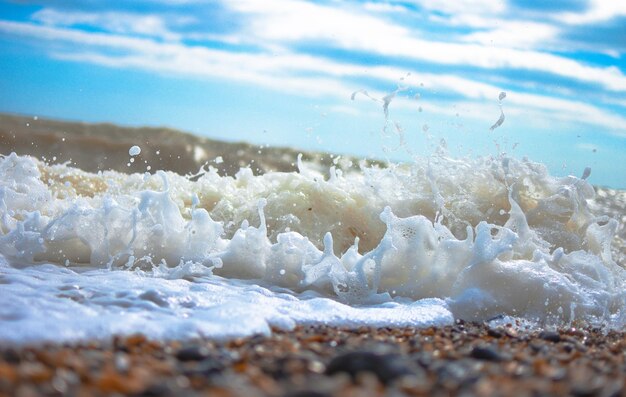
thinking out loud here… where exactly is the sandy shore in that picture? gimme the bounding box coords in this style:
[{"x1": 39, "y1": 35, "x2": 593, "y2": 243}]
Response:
[{"x1": 1, "y1": 323, "x2": 625, "y2": 397}]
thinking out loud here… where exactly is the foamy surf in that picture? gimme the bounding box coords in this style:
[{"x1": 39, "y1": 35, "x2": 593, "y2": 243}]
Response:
[{"x1": 0, "y1": 151, "x2": 624, "y2": 344}]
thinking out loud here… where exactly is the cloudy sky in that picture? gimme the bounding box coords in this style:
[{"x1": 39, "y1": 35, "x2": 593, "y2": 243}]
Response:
[{"x1": 0, "y1": 0, "x2": 625, "y2": 187}]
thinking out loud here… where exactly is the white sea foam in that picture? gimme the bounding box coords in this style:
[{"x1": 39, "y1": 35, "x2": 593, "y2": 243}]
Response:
[{"x1": 0, "y1": 152, "x2": 623, "y2": 344}]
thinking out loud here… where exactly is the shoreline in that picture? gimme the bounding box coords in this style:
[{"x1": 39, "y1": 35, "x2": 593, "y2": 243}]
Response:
[
  {"x1": 1, "y1": 112, "x2": 625, "y2": 396},
  {"x1": 2, "y1": 323, "x2": 624, "y2": 396}
]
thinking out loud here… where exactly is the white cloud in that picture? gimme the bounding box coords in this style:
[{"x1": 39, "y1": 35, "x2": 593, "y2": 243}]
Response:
[
  {"x1": 460, "y1": 21, "x2": 558, "y2": 49},
  {"x1": 400, "y1": 0, "x2": 506, "y2": 16},
  {"x1": 362, "y1": 2, "x2": 408, "y2": 13},
  {"x1": 15, "y1": 2, "x2": 626, "y2": 93},
  {"x1": 1, "y1": 16, "x2": 625, "y2": 137},
  {"x1": 221, "y1": 0, "x2": 626, "y2": 92},
  {"x1": 32, "y1": 8, "x2": 187, "y2": 41},
  {"x1": 228, "y1": 0, "x2": 409, "y2": 45},
  {"x1": 556, "y1": 0, "x2": 626, "y2": 25}
]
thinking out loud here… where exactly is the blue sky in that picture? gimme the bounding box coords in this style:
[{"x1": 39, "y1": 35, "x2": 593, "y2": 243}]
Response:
[{"x1": 0, "y1": 0, "x2": 625, "y2": 188}]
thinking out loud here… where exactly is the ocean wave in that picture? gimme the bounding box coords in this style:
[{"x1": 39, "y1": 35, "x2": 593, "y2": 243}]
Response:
[{"x1": 0, "y1": 150, "x2": 623, "y2": 337}]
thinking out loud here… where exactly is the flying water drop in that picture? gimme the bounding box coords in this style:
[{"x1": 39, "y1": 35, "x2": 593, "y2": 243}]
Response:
[
  {"x1": 489, "y1": 91, "x2": 507, "y2": 131},
  {"x1": 129, "y1": 145, "x2": 141, "y2": 156}
]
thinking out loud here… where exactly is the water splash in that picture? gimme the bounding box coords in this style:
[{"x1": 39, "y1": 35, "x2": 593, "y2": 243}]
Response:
[
  {"x1": 351, "y1": 83, "x2": 410, "y2": 152},
  {"x1": 490, "y1": 91, "x2": 507, "y2": 131},
  {"x1": 0, "y1": 152, "x2": 623, "y2": 333}
]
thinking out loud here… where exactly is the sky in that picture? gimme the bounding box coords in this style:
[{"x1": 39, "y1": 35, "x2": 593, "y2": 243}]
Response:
[{"x1": 0, "y1": 0, "x2": 625, "y2": 188}]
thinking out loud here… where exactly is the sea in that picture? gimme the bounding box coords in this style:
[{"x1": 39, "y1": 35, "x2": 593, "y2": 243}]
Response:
[{"x1": 0, "y1": 145, "x2": 624, "y2": 344}]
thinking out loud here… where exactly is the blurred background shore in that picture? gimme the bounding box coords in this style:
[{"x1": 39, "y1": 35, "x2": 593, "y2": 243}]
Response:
[{"x1": 0, "y1": 112, "x2": 330, "y2": 176}]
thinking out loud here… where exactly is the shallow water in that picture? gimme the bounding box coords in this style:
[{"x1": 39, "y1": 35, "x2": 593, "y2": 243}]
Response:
[{"x1": 0, "y1": 152, "x2": 624, "y2": 344}]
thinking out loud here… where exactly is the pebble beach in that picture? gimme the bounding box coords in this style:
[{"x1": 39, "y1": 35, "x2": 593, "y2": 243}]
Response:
[{"x1": 2, "y1": 323, "x2": 625, "y2": 397}]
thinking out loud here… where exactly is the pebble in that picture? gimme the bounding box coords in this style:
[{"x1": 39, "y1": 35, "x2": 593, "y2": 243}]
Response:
[
  {"x1": 2, "y1": 349, "x2": 20, "y2": 364},
  {"x1": 486, "y1": 328, "x2": 504, "y2": 338},
  {"x1": 175, "y1": 346, "x2": 209, "y2": 362},
  {"x1": 325, "y1": 351, "x2": 413, "y2": 384},
  {"x1": 538, "y1": 330, "x2": 561, "y2": 343},
  {"x1": 469, "y1": 346, "x2": 504, "y2": 362}
]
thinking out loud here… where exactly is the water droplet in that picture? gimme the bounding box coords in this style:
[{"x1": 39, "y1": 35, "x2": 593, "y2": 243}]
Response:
[{"x1": 129, "y1": 146, "x2": 141, "y2": 156}]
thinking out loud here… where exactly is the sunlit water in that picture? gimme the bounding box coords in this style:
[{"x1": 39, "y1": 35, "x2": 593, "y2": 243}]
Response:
[{"x1": 0, "y1": 151, "x2": 624, "y2": 344}]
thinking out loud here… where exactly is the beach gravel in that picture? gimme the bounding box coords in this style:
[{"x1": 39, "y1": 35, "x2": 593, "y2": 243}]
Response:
[{"x1": 1, "y1": 322, "x2": 625, "y2": 397}]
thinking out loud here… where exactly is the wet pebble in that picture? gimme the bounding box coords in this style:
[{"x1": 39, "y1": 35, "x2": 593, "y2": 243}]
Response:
[
  {"x1": 487, "y1": 328, "x2": 504, "y2": 338},
  {"x1": 469, "y1": 346, "x2": 504, "y2": 362},
  {"x1": 175, "y1": 346, "x2": 209, "y2": 362},
  {"x1": 325, "y1": 351, "x2": 413, "y2": 384},
  {"x1": 2, "y1": 349, "x2": 20, "y2": 364},
  {"x1": 538, "y1": 330, "x2": 561, "y2": 343}
]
